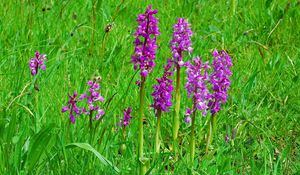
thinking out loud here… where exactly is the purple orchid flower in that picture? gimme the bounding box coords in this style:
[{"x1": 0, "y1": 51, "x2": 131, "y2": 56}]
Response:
[
  {"x1": 131, "y1": 5, "x2": 160, "y2": 78},
  {"x1": 151, "y1": 59, "x2": 174, "y2": 114},
  {"x1": 208, "y1": 50, "x2": 233, "y2": 115},
  {"x1": 62, "y1": 91, "x2": 84, "y2": 124},
  {"x1": 29, "y1": 51, "x2": 46, "y2": 76}
]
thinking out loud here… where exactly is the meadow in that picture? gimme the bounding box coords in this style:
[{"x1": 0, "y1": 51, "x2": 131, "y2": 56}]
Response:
[{"x1": 0, "y1": 0, "x2": 300, "y2": 174}]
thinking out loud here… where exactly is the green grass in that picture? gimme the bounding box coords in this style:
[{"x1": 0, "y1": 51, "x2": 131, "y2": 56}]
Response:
[{"x1": 1, "y1": 0, "x2": 299, "y2": 174}]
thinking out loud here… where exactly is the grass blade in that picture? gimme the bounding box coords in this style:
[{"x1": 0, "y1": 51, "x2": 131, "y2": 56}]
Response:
[
  {"x1": 25, "y1": 125, "x2": 55, "y2": 172},
  {"x1": 66, "y1": 143, "x2": 120, "y2": 173}
]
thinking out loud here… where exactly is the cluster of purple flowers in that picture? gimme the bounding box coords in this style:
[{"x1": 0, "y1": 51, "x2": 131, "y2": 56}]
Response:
[
  {"x1": 29, "y1": 52, "x2": 46, "y2": 76},
  {"x1": 62, "y1": 80, "x2": 105, "y2": 124},
  {"x1": 29, "y1": 5, "x2": 233, "y2": 138},
  {"x1": 119, "y1": 107, "x2": 133, "y2": 128},
  {"x1": 79, "y1": 80, "x2": 105, "y2": 120},
  {"x1": 208, "y1": 50, "x2": 233, "y2": 115},
  {"x1": 184, "y1": 51, "x2": 233, "y2": 123},
  {"x1": 62, "y1": 92, "x2": 84, "y2": 124},
  {"x1": 131, "y1": 5, "x2": 160, "y2": 78},
  {"x1": 185, "y1": 57, "x2": 210, "y2": 117},
  {"x1": 170, "y1": 18, "x2": 193, "y2": 67},
  {"x1": 151, "y1": 59, "x2": 174, "y2": 114}
]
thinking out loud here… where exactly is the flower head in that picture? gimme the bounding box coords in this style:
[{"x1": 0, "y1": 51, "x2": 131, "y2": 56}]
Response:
[
  {"x1": 185, "y1": 57, "x2": 210, "y2": 116},
  {"x1": 131, "y1": 5, "x2": 160, "y2": 78},
  {"x1": 29, "y1": 51, "x2": 46, "y2": 76},
  {"x1": 62, "y1": 91, "x2": 84, "y2": 124},
  {"x1": 79, "y1": 80, "x2": 105, "y2": 120},
  {"x1": 151, "y1": 59, "x2": 174, "y2": 114},
  {"x1": 208, "y1": 50, "x2": 233, "y2": 115},
  {"x1": 184, "y1": 116, "x2": 191, "y2": 124},
  {"x1": 170, "y1": 18, "x2": 193, "y2": 67},
  {"x1": 119, "y1": 107, "x2": 133, "y2": 128}
]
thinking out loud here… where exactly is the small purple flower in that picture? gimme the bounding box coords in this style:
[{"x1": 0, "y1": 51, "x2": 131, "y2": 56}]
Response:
[
  {"x1": 185, "y1": 57, "x2": 210, "y2": 116},
  {"x1": 170, "y1": 18, "x2": 193, "y2": 67},
  {"x1": 225, "y1": 134, "x2": 230, "y2": 142},
  {"x1": 151, "y1": 59, "x2": 174, "y2": 114},
  {"x1": 208, "y1": 50, "x2": 233, "y2": 115},
  {"x1": 225, "y1": 128, "x2": 237, "y2": 143},
  {"x1": 62, "y1": 91, "x2": 84, "y2": 124},
  {"x1": 131, "y1": 5, "x2": 160, "y2": 78},
  {"x1": 29, "y1": 52, "x2": 46, "y2": 76},
  {"x1": 80, "y1": 80, "x2": 105, "y2": 120},
  {"x1": 184, "y1": 116, "x2": 191, "y2": 124},
  {"x1": 119, "y1": 107, "x2": 133, "y2": 128},
  {"x1": 185, "y1": 108, "x2": 192, "y2": 116}
]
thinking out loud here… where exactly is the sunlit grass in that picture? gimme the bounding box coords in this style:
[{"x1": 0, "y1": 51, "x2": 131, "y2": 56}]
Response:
[{"x1": 0, "y1": 0, "x2": 299, "y2": 174}]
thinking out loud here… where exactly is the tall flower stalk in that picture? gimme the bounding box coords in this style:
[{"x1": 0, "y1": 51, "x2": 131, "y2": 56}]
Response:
[
  {"x1": 185, "y1": 57, "x2": 210, "y2": 164},
  {"x1": 29, "y1": 51, "x2": 47, "y2": 91},
  {"x1": 170, "y1": 18, "x2": 193, "y2": 142},
  {"x1": 151, "y1": 59, "x2": 174, "y2": 156},
  {"x1": 206, "y1": 50, "x2": 233, "y2": 153},
  {"x1": 131, "y1": 5, "x2": 160, "y2": 175}
]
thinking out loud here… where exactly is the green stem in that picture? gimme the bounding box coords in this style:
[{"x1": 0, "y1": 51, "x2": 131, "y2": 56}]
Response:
[
  {"x1": 206, "y1": 114, "x2": 216, "y2": 154},
  {"x1": 212, "y1": 114, "x2": 216, "y2": 134},
  {"x1": 120, "y1": 127, "x2": 127, "y2": 154},
  {"x1": 89, "y1": 111, "x2": 93, "y2": 130},
  {"x1": 190, "y1": 103, "x2": 196, "y2": 165},
  {"x1": 34, "y1": 92, "x2": 39, "y2": 132},
  {"x1": 155, "y1": 110, "x2": 162, "y2": 157},
  {"x1": 138, "y1": 77, "x2": 146, "y2": 175},
  {"x1": 231, "y1": 0, "x2": 237, "y2": 16},
  {"x1": 173, "y1": 65, "x2": 181, "y2": 141},
  {"x1": 89, "y1": 110, "x2": 94, "y2": 143}
]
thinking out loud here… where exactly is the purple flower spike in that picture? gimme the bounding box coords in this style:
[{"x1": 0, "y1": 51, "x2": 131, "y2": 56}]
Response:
[
  {"x1": 29, "y1": 51, "x2": 47, "y2": 76},
  {"x1": 131, "y1": 5, "x2": 160, "y2": 78},
  {"x1": 80, "y1": 80, "x2": 105, "y2": 120},
  {"x1": 185, "y1": 57, "x2": 210, "y2": 116},
  {"x1": 170, "y1": 18, "x2": 193, "y2": 67},
  {"x1": 120, "y1": 107, "x2": 133, "y2": 128},
  {"x1": 62, "y1": 91, "x2": 84, "y2": 124},
  {"x1": 208, "y1": 50, "x2": 233, "y2": 115},
  {"x1": 151, "y1": 59, "x2": 174, "y2": 114}
]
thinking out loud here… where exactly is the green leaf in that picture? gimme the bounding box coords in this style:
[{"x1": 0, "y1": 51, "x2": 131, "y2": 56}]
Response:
[
  {"x1": 66, "y1": 143, "x2": 120, "y2": 173},
  {"x1": 25, "y1": 125, "x2": 54, "y2": 172}
]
